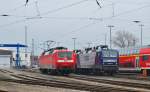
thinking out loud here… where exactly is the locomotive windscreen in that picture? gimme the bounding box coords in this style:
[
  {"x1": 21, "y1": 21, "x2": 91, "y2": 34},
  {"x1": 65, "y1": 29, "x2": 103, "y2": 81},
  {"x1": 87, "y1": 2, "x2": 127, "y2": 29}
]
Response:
[
  {"x1": 102, "y1": 50, "x2": 118, "y2": 57},
  {"x1": 58, "y1": 52, "x2": 72, "y2": 59}
]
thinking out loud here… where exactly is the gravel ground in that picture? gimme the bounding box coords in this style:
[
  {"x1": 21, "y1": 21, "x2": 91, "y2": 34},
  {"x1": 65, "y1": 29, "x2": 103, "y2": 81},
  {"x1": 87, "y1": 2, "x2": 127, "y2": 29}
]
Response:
[
  {"x1": 0, "y1": 69, "x2": 87, "y2": 92},
  {"x1": 0, "y1": 81, "x2": 87, "y2": 92}
]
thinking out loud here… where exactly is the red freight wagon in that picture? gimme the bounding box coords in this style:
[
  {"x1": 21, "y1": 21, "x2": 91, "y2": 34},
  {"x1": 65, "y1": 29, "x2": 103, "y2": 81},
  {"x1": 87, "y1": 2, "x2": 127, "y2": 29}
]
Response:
[
  {"x1": 119, "y1": 46, "x2": 150, "y2": 73},
  {"x1": 39, "y1": 47, "x2": 76, "y2": 74}
]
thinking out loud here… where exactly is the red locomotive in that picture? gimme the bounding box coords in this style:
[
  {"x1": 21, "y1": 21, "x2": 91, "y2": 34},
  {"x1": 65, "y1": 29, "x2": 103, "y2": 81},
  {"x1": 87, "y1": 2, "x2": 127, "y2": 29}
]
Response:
[
  {"x1": 39, "y1": 47, "x2": 76, "y2": 74},
  {"x1": 119, "y1": 46, "x2": 150, "y2": 73}
]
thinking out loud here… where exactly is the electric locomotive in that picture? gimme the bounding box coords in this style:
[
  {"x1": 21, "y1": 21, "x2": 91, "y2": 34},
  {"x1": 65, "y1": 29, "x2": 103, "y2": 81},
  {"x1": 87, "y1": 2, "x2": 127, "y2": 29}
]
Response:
[
  {"x1": 75, "y1": 45, "x2": 119, "y2": 75},
  {"x1": 39, "y1": 47, "x2": 76, "y2": 74}
]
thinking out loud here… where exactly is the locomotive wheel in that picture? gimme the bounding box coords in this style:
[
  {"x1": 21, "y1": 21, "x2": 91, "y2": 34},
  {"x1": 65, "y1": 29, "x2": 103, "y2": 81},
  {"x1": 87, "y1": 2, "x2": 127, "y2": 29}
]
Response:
[
  {"x1": 48, "y1": 70, "x2": 57, "y2": 75},
  {"x1": 40, "y1": 69, "x2": 48, "y2": 74},
  {"x1": 109, "y1": 72, "x2": 114, "y2": 76}
]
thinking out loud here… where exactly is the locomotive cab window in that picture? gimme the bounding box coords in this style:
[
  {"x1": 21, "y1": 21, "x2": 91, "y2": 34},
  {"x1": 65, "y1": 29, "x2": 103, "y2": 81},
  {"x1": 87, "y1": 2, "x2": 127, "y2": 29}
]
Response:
[
  {"x1": 58, "y1": 52, "x2": 72, "y2": 59},
  {"x1": 102, "y1": 50, "x2": 118, "y2": 57},
  {"x1": 142, "y1": 55, "x2": 149, "y2": 61}
]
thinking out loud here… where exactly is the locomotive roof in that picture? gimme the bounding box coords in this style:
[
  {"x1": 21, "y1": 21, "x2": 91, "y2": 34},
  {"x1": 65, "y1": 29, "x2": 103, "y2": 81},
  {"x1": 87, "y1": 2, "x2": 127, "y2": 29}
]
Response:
[
  {"x1": 49, "y1": 47, "x2": 67, "y2": 50},
  {"x1": 74, "y1": 45, "x2": 117, "y2": 54},
  {"x1": 44, "y1": 47, "x2": 67, "y2": 52},
  {"x1": 41, "y1": 47, "x2": 73, "y2": 55},
  {"x1": 53, "y1": 49, "x2": 73, "y2": 52},
  {"x1": 42, "y1": 47, "x2": 70, "y2": 54},
  {"x1": 118, "y1": 46, "x2": 150, "y2": 55},
  {"x1": 140, "y1": 48, "x2": 150, "y2": 54}
]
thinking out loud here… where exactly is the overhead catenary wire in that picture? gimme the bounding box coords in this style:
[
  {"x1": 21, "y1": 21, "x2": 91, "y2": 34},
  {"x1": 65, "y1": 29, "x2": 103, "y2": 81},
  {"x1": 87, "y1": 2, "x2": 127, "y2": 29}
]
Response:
[
  {"x1": 0, "y1": 1, "x2": 150, "y2": 30},
  {"x1": 0, "y1": 0, "x2": 149, "y2": 52},
  {"x1": 1, "y1": 0, "x2": 115, "y2": 19},
  {"x1": 0, "y1": 1, "x2": 149, "y2": 53},
  {"x1": 53, "y1": 4, "x2": 150, "y2": 41},
  {"x1": 88, "y1": 4, "x2": 150, "y2": 21},
  {"x1": 104, "y1": 0, "x2": 150, "y2": 5},
  {"x1": 40, "y1": 0, "x2": 90, "y2": 16},
  {"x1": 1, "y1": 2, "x2": 150, "y2": 20},
  {"x1": 2, "y1": 0, "x2": 149, "y2": 18},
  {"x1": 1, "y1": 1, "x2": 37, "y2": 14},
  {"x1": 0, "y1": 0, "x2": 90, "y2": 19},
  {"x1": 0, "y1": 19, "x2": 26, "y2": 28},
  {"x1": 0, "y1": 0, "x2": 90, "y2": 28}
]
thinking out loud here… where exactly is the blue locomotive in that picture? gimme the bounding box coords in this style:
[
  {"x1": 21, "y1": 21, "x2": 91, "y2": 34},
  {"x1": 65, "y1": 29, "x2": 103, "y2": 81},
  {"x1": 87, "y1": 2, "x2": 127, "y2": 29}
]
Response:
[{"x1": 75, "y1": 45, "x2": 119, "y2": 75}]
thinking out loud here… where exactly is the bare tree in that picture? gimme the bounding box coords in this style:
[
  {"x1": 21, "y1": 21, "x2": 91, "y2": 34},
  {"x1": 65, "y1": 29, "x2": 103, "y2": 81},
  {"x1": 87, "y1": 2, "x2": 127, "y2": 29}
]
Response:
[{"x1": 113, "y1": 30, "x2": 138, "y2": 48}]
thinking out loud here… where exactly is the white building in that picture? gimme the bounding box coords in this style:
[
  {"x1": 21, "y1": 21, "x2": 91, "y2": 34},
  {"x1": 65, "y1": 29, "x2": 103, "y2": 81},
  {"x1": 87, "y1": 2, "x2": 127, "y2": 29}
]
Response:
[
  {"x1": 0, "y1": 48, "x2": 12, "y2": 68},
  {"x1": 12, "y1": 51, "x2": 31, "y2": 68},
  {"x1": 0, "y1": 48, "x2": 31, "y2": 68}
]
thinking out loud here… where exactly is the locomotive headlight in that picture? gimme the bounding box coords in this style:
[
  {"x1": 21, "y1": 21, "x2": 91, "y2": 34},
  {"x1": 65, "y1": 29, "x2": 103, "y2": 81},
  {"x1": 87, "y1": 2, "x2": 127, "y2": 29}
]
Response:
[
  {"x1": 105, "y1": 60, "x2": 116, "y2": 62},
  {"x1": 67, "y1": 60, "x2": 73, "y2": 62},
  {"x1": 57, "y1": 60, "x2": 65, "y2": 62},
  {"x1": 57, "y1": 60, "x2": 74, "y2": 62}
]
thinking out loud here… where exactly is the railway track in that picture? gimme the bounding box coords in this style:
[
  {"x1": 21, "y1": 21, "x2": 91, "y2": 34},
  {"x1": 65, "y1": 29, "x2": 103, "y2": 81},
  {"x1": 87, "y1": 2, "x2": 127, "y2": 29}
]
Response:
[
  {"x1": 1, "y1": 69, "x2": 150, "y2": 92},
  {"x1": 114, "y1": 72, "x2": 150, "y2": 81},
  {"x1": 0, "y1": 69, "x2": 13, "y2": 73},
  {"x1": 69, "y1": 74, "x2": 150, "y2": 90},
  {"x1": 0, "y1": 90, "x2": 9, "y2": 92},
  {"x1": 1, "y1": 73, "x2": 136, "y2": 92}
]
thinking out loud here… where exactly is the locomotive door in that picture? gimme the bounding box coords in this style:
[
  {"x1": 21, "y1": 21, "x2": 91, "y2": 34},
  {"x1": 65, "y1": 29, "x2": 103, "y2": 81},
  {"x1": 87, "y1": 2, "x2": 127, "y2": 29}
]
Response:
[{"x1": 135, "y1": 56, "x2": 140, "y2": 69}]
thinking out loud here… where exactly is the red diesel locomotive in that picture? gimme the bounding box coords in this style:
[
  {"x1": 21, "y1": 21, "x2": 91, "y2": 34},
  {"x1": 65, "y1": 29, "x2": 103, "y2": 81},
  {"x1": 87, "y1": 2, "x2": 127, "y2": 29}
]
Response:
[
  {"x1": 39, "y1": 47, "x2": 76, "y2": 74},
  {"x1": 119, "y1": 46, "x2": 150, "y2": 73}
]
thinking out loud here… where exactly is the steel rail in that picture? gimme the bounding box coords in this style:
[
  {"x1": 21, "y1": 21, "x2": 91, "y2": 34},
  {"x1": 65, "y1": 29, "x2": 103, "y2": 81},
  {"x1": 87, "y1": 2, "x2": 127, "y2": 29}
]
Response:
[
  {"x1": 0, "y1": 71, "x2": 135, "y2": 92},
  {"x1": 69, "y1": 74, "x2": 150, "y2": 90}
]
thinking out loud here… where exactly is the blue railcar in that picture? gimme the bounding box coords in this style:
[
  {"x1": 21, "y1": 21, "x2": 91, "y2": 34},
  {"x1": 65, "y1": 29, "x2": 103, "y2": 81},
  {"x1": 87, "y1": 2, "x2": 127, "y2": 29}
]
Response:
[{"x1": 76, "y1": 45, "x2": 119, "y2": 75}]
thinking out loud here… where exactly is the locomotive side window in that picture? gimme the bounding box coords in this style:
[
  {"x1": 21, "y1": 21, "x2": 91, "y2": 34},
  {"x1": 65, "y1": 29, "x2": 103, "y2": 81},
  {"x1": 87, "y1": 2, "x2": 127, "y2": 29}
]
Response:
[{"x1": 142, "y1": 55, "x2": 149, "y2": 61}]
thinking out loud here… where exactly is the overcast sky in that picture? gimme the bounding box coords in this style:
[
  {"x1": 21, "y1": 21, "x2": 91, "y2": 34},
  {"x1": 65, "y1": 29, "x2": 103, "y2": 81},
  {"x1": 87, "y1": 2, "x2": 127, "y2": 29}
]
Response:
[{"x1": 0, "y1": 0, "x2": 150, "y2": 54}]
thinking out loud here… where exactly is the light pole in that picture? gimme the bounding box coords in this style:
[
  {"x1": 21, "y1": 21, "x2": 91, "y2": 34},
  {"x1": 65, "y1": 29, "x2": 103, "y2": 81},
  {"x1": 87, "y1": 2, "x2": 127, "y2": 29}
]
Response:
[
  {"x1": 139, "y1": 24, "x2": 144, "y2": 47},
  {"x1": 72, "y1": 38, "x2": 76, "y2": 50},
  {"x1": 31, "y1": 39, "x2": 34, "y2": 63},
  {"x1": 25, "y1": 26, "x2": 28, "y2": 62},
  {"x1": 107, "y1": 25, "x2": 114, "y2": 48},
  {"x1": 104, "y1": 33, "x2": 107, "y2": 45},
  {"x1": 133, "y1": 21, "x2": 144, "y2": 47}
]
